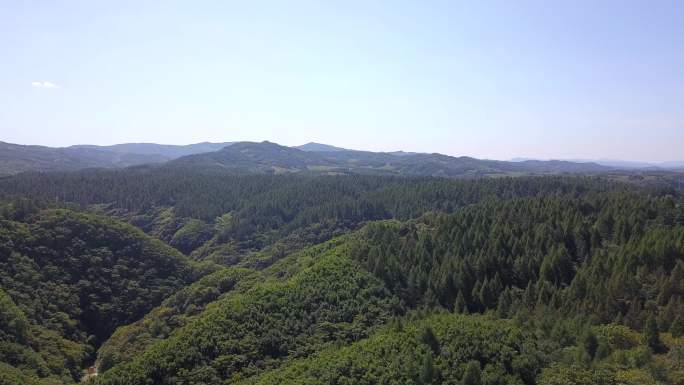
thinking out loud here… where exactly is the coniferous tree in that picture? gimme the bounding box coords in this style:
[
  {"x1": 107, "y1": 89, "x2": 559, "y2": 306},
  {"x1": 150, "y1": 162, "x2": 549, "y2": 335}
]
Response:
[
  {"x1": 595, "y1": 341, "x2": 611, "y2": 360},
  {"x1": 420, "y1": 326, "x2": 441, "y2": 355},
  {"x1": 524, "y1": 281, "x2": 536, "y2": 309},
  {"x1": 581, "y1": 329, "x2": 598, "y2": 360},
  {"x1": 496, "y1": 290, "x2": 511, "y2": 318},
  {"x1": 462, "y1": 360, "x2": 482, "y2": 385},
  {"x1": 645, "y1": 315, "x2": 665, "y2": 353},
  {"x1": 670, "y1": 314, "x2": 684, "y2": 338},
  {"x1": 419, "y1": 352, "x2": 435, "y2": 385},
  {"x1": 454, "y1": 291, "x2": 468, "y2": 314}
]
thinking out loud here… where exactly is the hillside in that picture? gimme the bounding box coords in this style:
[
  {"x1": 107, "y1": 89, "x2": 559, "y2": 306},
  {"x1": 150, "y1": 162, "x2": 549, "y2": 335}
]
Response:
[
  {"x1": 169, "y1": 141, "x2": 612, "y2": 177},
  {"x1": 238, "y1": 313, "x2": 543, "y2": 385},
  {"x1": 88, "y1": 185, "x2": 684, "y2": 384},
  {"x1": 0, "y1": 171, "x2": 626, "y2": 259},
  {"x1": 169, "y1": 141, "x2": 334, "y2": 173},
  {"x1": 0, "y1": 141, "x2": 165, "y2": 175},
  {"x1": 0, "y1": 141, "x2": 234, "y2": 175},
  {"x1": 295, "y1": 142, "x2": 348, "y2": 152},
  {"x1": 0, "y1": 139, "x2": 616, "y2": 177},
  {"x1": 0, "y1": 206, "x2": 198, "y2": 383},
  {"x1": 69, "y1": 142, "x2": 234, "y2": 159}
]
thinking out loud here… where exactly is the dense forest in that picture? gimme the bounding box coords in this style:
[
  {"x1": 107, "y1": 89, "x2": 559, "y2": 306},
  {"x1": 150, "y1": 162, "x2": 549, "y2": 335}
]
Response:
[
  {"x1": 0, "y1": 169, "x2": 631, "y2": 256},
  {"x1": 0, "y1": 169, "x2": 683, "y2": 384},
  {"x1": 0, "y1": 207, "x2": 203, "y2": 383}
]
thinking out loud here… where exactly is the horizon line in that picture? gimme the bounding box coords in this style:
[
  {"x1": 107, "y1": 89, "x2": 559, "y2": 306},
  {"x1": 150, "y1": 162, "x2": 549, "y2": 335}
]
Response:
[{"x1": 2, "y1": 138, "x2": 682, "y2": 165}]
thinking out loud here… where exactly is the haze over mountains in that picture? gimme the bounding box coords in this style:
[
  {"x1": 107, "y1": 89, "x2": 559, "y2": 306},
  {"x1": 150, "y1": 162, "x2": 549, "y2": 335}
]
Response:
[
  {"x1": 3, "y1": 139, "x2": 678, "y2": 178},
  {"x1": 168, "y1": 141, "x2": 616, "y2": 177},
  {"x1": 511, "y1": 157, "x2": 684, "y2": 170},
  {"x1": 0, "y1": 141, "x2": 236, "y2": 175}
]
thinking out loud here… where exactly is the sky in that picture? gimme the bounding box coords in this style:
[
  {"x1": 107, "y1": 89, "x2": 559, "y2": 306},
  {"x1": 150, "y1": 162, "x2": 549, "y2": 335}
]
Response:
[{"x1": 1, "y1": 0, "x2": 683, "y2": 162}]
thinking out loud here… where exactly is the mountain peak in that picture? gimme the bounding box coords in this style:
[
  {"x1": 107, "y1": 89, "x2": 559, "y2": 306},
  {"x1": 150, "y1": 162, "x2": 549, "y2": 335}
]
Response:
[{"x1": 295, "y1": 142, "x2": 348, "y2": 152}]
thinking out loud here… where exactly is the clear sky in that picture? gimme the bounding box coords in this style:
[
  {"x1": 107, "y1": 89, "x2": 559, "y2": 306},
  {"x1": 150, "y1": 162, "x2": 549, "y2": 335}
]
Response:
[{"x1": 1, "y1": 0, "x2": 683, "y2": 162}]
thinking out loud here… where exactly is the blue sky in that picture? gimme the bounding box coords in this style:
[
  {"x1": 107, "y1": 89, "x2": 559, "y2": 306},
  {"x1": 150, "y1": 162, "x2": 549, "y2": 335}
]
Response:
[{"x1": 1, "y1": 0, "x2": 682, "y2": 161}]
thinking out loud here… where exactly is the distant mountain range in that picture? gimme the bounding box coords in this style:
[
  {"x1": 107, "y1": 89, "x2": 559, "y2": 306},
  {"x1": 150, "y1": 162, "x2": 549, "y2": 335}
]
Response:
[
  {"x1": 71, "y1": 142, "x2": 235, "y2": 158},
  {"x1": 511, "y1": 157, "x2": 684, "y2": 170},
  {"x1": 1, "y1": 139, "x2": 681, "y2": 177},
  {"x1": 167, "y1": 141, "x2": 611, "y2": 177},
  {"x1": 0, "y1": 141, "x2": 233, "y2": 175}
]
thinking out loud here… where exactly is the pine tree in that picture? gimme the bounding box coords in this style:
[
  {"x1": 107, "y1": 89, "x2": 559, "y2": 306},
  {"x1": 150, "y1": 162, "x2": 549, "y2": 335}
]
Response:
[
  {"x1": 420, "y1": 326, "x2": 441, "y2": 355},
  {"x1": 670, "y1": 314, "x2": 684, "y2": 338},
  {"x1": 471, "y1": 280, "x2": 483, "y2": 312},
  {"x1": 645, "y1": 315, "x2": 665, "y2": 353},
  {"x1": 595, "y1": 341, "x2": 611, "y2": 360},
  {"x1": 462, "y1": 360, "x2": 481, "y2": 385},
  {"x1": 419, "y1": 352, "x2": 435, "y2": 385},
  {"x1": 539, "y1": 255, "x2": 555, "y2": 284},
  {"x1": 423, "y1": 287, "x2": 440, "y2": 308},
  {"x1": 524, "y1": 281, "x2": 536, "y2": 309},
  {"x1": 496, "y1": 290, "x2": 511, "y2": 318},
  {"x1": 581, "y1": 329, "x2": 598, "y2": 359},
  {"x1": 454, "y1": 291, "x2": 467, "y2": 314},
  {"x1": 478, "y1": 278, "x2": 491, "y2": 309}
]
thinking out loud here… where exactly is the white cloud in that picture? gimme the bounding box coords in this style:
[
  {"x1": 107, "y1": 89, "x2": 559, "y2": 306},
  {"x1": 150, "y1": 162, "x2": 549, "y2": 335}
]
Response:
[{"x1": 31, "y1": 81, "x2": 59, "y2": 88}]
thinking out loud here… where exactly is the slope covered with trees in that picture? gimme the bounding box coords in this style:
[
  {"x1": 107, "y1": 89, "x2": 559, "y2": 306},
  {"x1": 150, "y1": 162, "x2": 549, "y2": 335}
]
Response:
[
  {"x1": 346, "y1": 191, "x2": 684, "y2": 327},
  {"x1": 168, "y1": 141, "x2": 611, "y2": 176},
  {"x1": 91, "y1": 239, "x2": 401, "y2": 384},
  {"x1": 237, "y1": 312, "x2": 684, "y2": 385},
  {"x1": 0, "y1": 169, "x2": 627, "y2": 259},
  {"x1": 86, "y1": 180, "x2": 684, "y2": 384},
  {"x1": 0, "y1": 140, "x2": 611, "y2": 176},
  {"x1": 0, "y1": 205, "x2": 198, "y2": 383},
  {"x1": 96, "y1": 266, "x2": 261, "y2": 372},
  {"x1": 239, "y1": 313, "x2": 544, "y2": 385},
  {"x1": 0, "y1": 141, "x2": 236, "y2": 175}
]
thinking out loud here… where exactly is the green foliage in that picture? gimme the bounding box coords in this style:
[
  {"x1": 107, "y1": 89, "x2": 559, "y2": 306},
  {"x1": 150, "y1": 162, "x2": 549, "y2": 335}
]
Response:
[
  {"x1": 538, "y1": 364, "x2": 615, "y2": 385},
  {"x1": 96, "y1": 267, "x2": 259, "y2": 371},
  {"x1": 581, "y1": 329, "x2": 599, "y2": 360},
  {"x1": 0, "y1": 171, "x2": 625, "y2": 253},
  {"x1": 169, "y1": 218, "x2": 214, "y2": 254},
  {"x1": 454, "y1": 291, "x2": 468, "y2": 315},
  {"x1": 0, "y1": 209, "x2": 194, "y2": 343},
  {"x1": 346, "y1": 191, "x2": 684, "y2": 329},
  {"x1": 594, "y1": 324, "x2": 642, "y2": 351},
  {"x1": 235, "y1": 314, "x2": 542, "y2": 385},
  {"x1": 671, "y1": 315, "x2": 684, "y2": 338},
  {"x1": 419, "y1": 351, "x2": 437, "y2": 384},
  {"x1": 0, "y1": 174, "x2": 682, "y2": 384},
  {"x1": 419, "y1": 326, "x2": 440, "y2": 355},
  {"x1": 0, "y1": 209, "x2": 196, "y2": 383},
  {"x1": 0, "y1": 361, "x2": 51, "y2": 385},
  {"x1": 645, "y1": 316, "x2": 666, "y2": 353},
  {"x1": 0, "y1": 289, "x2": 29, "y2": 343},
  {"x1": 92, "y1": 245, "x2": 401, "y2": 384},
  {"x1": 462, "y1": 360, "x2": 482, "y2": 385}
]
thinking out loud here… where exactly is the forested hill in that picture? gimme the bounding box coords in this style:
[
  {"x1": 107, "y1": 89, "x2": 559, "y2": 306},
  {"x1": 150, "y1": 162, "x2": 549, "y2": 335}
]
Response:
[
  {"x1": 0, "y1": 139, "x2": 615, "y2": 176},
  {"x1": 0, "y1": 141, "x2": 234, "y2": 175},
  {"x1": 0, "y1": 170, "x2": 630, "y2": 263},
  {"x1": 88, "y1": 186, "x2": 684, "y2": 385},
  {"x1": 0, "y1": 207, "x2": 199, "y2": 383},
  {"x1": 168, "y1": 140, "x2": 611, "y2": 176}
]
